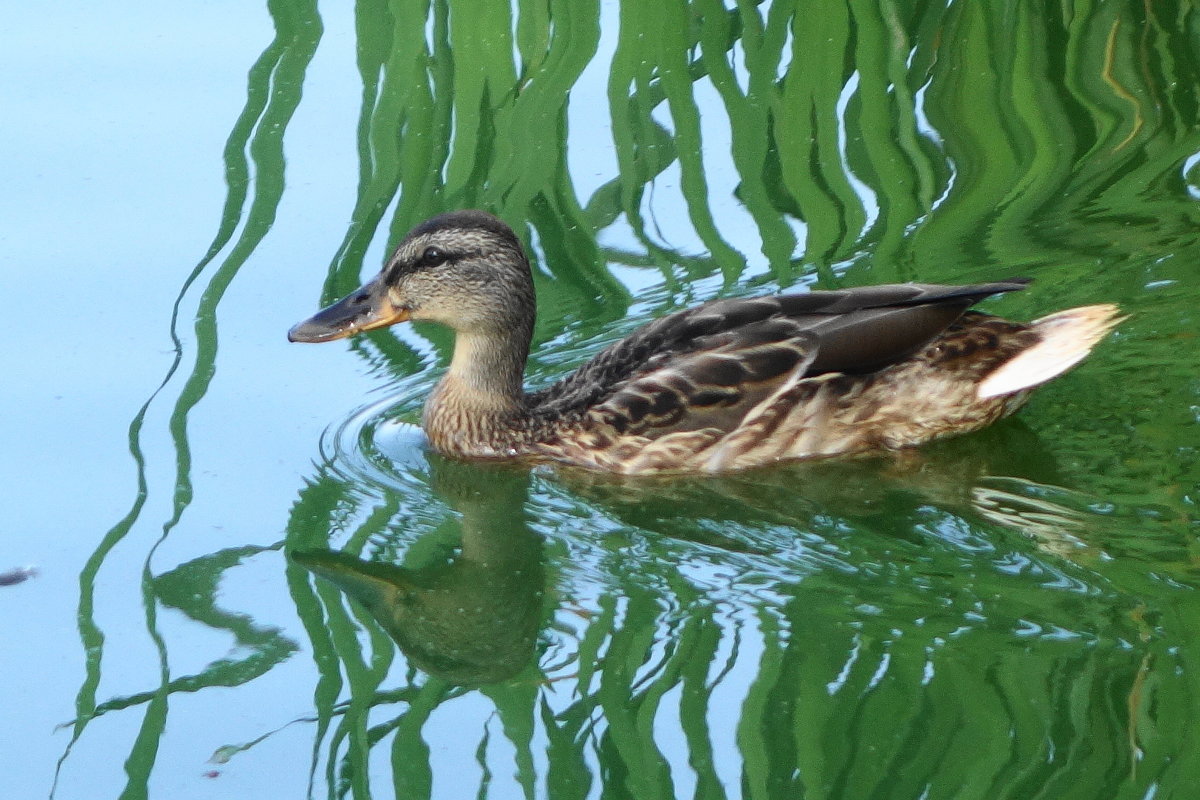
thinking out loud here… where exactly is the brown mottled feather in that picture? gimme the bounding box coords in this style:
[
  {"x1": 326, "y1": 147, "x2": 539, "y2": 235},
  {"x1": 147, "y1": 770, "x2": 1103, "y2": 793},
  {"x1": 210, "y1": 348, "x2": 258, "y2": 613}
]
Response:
[{"x1": 528, "y1": 282, "x2": 1026, "y2": 423}]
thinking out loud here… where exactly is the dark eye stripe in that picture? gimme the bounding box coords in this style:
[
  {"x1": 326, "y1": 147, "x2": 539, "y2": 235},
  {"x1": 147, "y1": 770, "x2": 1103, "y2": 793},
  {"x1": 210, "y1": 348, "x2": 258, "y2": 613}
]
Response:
[{"x1": 382, "y1": 244, "x2": 483, "y2": 284}]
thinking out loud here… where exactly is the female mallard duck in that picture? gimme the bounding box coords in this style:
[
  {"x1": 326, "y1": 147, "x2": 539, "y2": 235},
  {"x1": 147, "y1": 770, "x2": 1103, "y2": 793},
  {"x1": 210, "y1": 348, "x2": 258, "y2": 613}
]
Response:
[{"x1": 289, "y1": 210, "x2": 1122, "y2": 474}]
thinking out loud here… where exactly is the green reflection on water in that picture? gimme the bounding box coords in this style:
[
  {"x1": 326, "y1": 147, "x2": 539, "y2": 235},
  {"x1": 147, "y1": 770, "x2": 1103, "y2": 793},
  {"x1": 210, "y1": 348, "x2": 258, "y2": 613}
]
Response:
[
  {"x1": 60, "y1": 0, "x2": 1200, "y2": 797},
  {"x1": 59, "y1": 0, "x2": 323, "y2": 796}
]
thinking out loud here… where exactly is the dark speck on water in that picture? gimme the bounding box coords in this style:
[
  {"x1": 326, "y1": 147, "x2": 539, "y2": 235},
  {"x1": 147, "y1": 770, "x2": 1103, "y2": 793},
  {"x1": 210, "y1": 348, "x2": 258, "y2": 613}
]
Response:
[{"x1": 0, "y1": 566, "x2": 38, "y2": 586}]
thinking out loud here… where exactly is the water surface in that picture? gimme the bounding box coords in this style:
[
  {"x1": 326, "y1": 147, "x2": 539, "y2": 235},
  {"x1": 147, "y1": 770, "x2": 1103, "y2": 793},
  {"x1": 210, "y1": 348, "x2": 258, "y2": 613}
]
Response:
[{"x1": 5, "y1": 1, "x2": 1200, "y2": 798}]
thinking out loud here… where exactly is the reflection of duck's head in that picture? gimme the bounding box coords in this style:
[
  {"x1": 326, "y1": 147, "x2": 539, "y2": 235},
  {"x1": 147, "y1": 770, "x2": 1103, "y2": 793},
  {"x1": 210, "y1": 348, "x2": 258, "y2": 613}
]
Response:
[
  {"x1": 292, "y1": 459, "x2": 543, "y2": 686},
  {"x1": 290, "y1": 210, "x2": 1122, "y2": 474}
]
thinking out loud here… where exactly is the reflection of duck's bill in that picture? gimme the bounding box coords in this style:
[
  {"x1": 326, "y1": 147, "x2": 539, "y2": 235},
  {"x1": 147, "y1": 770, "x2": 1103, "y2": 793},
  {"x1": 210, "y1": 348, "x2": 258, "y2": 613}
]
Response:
[
  {"x1": 288, "y1": 277, "x2": 411, "y2": 343},
  {"x1": 289, "y1": 549, "x2": 411, "y2": 599}
]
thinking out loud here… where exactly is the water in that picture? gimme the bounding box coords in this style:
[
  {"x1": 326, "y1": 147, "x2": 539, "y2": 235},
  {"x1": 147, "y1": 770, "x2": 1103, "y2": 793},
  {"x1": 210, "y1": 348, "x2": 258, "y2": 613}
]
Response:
[{"x1": 5, "y1": 0, "x2": 1200, "y2": 798}]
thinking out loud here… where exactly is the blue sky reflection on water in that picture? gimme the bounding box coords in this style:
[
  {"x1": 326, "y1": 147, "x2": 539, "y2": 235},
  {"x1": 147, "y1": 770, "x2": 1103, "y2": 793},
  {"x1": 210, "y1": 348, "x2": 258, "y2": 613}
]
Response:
[{"x1": 0, "y1": 2, "x2": 357, "y2": 796}]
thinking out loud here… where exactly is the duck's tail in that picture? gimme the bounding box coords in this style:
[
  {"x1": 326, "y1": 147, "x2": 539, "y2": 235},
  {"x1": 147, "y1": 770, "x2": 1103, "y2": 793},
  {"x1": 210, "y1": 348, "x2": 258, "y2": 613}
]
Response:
[{"x1": 977, "y1": 304, "x2": 1126, "y2": 399}]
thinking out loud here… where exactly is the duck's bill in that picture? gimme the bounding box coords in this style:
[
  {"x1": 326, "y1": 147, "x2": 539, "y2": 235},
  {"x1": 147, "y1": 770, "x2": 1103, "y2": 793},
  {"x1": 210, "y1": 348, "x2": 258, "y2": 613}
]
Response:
[{"x1": 287, "y1": 278, "x2": 410, "y2": 343}]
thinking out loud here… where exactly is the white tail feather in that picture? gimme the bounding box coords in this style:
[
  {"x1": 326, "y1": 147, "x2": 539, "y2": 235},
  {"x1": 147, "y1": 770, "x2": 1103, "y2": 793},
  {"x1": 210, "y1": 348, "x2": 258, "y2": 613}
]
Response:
[{"x1": 977, "y1": 304, "x2": 1125, "y2": 399}]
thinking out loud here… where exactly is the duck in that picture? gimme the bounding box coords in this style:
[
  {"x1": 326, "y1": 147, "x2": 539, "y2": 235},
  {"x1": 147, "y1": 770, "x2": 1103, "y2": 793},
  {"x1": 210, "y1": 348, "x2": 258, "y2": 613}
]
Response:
[{"x1": 289, "y1": 210, "x2": 1122, "y2": 474}]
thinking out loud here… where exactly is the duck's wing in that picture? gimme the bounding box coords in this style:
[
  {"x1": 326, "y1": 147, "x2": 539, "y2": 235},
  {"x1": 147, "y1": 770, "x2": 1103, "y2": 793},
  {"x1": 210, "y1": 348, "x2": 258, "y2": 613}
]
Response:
[{"x1": 529, "y1": 280, "x2": 1030, "y2": 429}]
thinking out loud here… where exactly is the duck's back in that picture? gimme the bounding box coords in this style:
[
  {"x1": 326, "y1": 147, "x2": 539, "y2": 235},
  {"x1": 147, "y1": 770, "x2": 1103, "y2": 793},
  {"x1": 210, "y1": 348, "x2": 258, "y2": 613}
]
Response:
[{"x1": 525, "y1": 281, "x2": 1120, "y2": 473}]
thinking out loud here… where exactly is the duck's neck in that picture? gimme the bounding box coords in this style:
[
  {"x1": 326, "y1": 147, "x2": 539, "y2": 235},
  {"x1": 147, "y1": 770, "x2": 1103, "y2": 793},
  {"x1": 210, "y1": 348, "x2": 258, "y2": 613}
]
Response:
[{"x1": 423, "y1": 326, "x2": 532, "y2": 456}]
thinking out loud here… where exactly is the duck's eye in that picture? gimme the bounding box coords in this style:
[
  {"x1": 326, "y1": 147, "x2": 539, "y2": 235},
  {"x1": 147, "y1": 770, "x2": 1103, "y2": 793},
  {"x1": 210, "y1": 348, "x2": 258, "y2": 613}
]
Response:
[{"x1": 420, "y1": 246, "x2": 447, "y2": 267}]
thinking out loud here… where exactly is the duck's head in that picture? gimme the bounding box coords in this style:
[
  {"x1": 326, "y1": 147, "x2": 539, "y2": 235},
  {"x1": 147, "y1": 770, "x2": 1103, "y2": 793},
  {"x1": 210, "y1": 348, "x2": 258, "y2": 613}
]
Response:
[{"x1": 288, "y1": 210, "x2": 535, "y2": 344}]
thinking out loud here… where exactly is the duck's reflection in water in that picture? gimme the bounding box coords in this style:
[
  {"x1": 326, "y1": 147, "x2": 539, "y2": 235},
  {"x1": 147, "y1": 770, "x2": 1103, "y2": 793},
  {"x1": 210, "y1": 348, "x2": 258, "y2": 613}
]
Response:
[
  {"x1": 291, "y1": 458, "x2": 544, "y2": 686},
  {"x1": 294, "y1": 419, "x2": 1101, "y2": 687}
]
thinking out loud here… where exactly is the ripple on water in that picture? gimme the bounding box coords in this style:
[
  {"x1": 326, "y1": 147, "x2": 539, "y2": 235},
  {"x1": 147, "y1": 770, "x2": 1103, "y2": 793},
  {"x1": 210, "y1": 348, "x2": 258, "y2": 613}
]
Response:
[{"x1": 319, "y1": 393, "x2": 431, "y2": 495}]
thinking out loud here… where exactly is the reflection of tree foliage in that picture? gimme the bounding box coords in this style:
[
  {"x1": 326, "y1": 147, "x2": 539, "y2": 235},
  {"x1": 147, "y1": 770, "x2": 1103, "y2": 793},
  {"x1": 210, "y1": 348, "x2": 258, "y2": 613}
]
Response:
[
  {"x1": 59, "y1": 1, "x2": 324, "y2": 794},
  {"x1": 65, "y1": 0, "x2": 1200, "y2": 797},
  {"x1": 282, "y1": 425, "x2": 1179, "y2": 798},
  {"x1": 283, "y1": 0, "x2": 1200, "y2": 795}
]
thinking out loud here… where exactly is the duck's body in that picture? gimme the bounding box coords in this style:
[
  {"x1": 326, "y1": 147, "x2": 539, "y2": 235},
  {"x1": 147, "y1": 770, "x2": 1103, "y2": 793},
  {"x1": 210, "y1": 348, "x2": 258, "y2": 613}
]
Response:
[{"x1": 290, "y1": 210, "x2": 1122, "y2": 474}]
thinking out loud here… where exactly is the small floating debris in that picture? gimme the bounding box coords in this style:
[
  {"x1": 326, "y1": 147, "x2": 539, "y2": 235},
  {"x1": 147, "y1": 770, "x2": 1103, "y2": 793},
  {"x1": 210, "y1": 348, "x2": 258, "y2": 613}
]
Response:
[{"x1": 0, "y1": 566, "x2": 38, "y2": 587}]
